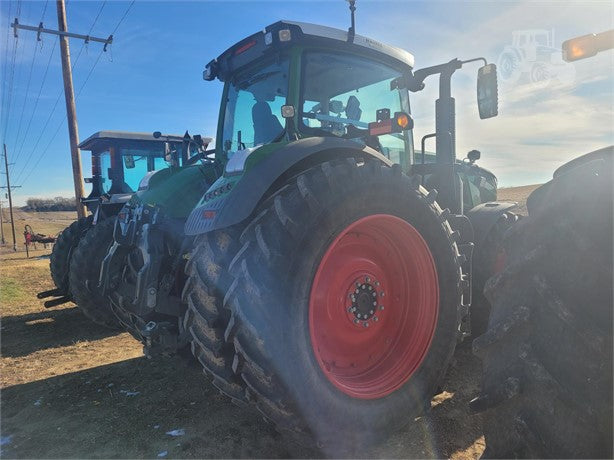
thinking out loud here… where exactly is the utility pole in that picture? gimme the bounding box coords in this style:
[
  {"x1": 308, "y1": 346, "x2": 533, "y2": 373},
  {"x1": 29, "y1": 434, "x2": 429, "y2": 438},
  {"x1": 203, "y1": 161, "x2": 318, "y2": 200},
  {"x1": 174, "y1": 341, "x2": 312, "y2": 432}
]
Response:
[
  {"x1": 11, "y1": 2, "x2": 113, "y2": 220},
  {"x1": 2, "y1": 144, "x2": 18, "y2": 251},
  {"x1": 0, "y1": 200, "x2": 6, "y2": 245},
  {"x1": 56, "y1": 0, "x2": 85, "y2": 219}
]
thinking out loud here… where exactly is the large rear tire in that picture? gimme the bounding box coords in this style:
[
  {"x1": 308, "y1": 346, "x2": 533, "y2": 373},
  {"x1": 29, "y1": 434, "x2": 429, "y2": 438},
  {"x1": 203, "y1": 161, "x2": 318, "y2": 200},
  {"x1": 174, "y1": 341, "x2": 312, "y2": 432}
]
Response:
[
  {"x1": 69, "y1": 217, "x2": 120, "y2": 329},
  {"x1": 188, "y1": 159, "x2": 464, "y2": 453},
  {"x1": 472, "y1": 147, "x2": 613, "y2": 458},
  {"x1": 50, "y1": 215, "x2": 93, "y2": 293},
  {"x1": 182, "y1": 228, "x2": 248, "y2": 405}
]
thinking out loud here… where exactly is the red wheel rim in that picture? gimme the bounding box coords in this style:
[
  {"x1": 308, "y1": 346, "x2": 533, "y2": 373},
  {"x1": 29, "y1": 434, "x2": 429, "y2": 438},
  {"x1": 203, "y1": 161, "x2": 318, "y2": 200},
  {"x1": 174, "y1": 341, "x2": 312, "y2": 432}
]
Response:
[{"x1": 309, "y1": 214, "x2": 439, "y2": 399}]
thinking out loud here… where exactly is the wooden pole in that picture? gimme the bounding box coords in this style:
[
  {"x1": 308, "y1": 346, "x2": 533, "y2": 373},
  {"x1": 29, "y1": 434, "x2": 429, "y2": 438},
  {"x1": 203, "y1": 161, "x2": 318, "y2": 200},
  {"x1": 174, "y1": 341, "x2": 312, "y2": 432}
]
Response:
[
  {"x1": 56, "y1": 0, "x2": 86, "y2": 219},
  {"x1": 0, "y1": 200, "x2": 6, "y2": 245},
  {"x1": 3, "y1": 144, "x2": 17, "y2": 251}
]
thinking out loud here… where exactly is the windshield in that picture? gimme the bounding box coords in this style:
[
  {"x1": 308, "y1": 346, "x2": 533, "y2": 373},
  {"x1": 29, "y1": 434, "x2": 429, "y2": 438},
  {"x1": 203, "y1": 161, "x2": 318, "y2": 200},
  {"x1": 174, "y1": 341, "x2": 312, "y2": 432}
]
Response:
[
  {"x1": 119, "y1": 146, "x2": 167, "y2": 192},
  {"x1": 301, "y1": 51, "x2": 412, "y2": 165},
  {"x1": 221, "y1": 58, "x2": 289, "y2": 157}
]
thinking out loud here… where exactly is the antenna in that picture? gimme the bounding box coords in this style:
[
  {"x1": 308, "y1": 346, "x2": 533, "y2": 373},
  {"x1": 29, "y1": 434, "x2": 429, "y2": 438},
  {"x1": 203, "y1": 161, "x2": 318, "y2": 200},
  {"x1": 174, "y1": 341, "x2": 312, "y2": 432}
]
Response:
[{"x1": 347, "y1": 0, "x2": 356, "y2": 43}]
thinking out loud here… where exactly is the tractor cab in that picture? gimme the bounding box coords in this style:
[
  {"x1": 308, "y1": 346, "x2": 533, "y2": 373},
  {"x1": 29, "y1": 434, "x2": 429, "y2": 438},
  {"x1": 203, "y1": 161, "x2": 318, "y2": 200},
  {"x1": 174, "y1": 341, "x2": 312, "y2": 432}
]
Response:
[
  {"x1": 199, "y1": 20, "x2": 498, "y2": 222},
  {"x1": 205, "y1": 21, "x2": 416, "y2": 173},
  {"x1": 78, "y1": 131, "x2": 186, "y2": 212}
]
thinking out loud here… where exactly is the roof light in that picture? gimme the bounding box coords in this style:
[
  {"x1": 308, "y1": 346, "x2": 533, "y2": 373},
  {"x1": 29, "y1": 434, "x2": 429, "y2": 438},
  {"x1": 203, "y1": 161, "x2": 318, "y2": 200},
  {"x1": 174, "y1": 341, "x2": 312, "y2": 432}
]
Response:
[
  {"x1": 234, "y1": 40, "x2": 256, "y2": 55},
  {"x1": 264, "y1": 32, "x2": 273, "y2": 45},
  {"x1": 278, "y1": 29, "x2": 291, "y2": 42},
  {"x1": 562, "y1": 30, "x2": 614, "y2": 62}
]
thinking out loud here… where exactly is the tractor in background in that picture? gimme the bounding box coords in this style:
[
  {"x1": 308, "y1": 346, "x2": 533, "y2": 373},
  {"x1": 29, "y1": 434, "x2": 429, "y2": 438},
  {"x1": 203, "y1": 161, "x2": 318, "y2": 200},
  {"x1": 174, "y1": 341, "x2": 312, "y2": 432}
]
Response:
[
  {"x1": 473, "y1": 29, "x2": 613, "y2": 459},
  {"x1": 39, "y1": 131, "x2": 187, "y2": 327},
  {"x1": 98, "y1": 2, "x2": 520, "y2": 451},
  {"x1": 99, "y1": 131, "x2": 220, "y2": 351}
]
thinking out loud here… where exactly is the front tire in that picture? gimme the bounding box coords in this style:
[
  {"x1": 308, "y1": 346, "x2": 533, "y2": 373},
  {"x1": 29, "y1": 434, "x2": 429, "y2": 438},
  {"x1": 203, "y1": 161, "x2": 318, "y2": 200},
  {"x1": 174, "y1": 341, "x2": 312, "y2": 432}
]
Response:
[
  {"x1": 69, "y1": 217, "x2": 120, "y2": 328},
  {"x1": 189, "y1": 159, "x2": 464, "y2": 453}
]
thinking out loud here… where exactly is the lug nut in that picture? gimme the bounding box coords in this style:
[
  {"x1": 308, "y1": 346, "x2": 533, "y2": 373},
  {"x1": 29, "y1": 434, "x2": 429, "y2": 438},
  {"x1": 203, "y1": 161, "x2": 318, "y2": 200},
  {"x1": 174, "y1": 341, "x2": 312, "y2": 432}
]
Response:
[
  {"x1": 348, "y1": 306, "x2": 353, "y2": 313},
  {"x1": 372, "y1": 292, "x2": 377, "y2": 297},
  {"x1": 380, "y1": 292, "x2": 385, "y2": 297},
  {"x1": 375, "y1": 281, "x2": 380, "y2": 286},
  {"x1": 369, "y1": 310, "x2": 373, "y2": 315},
  {"x1": 353, "y1": 319, "x2": 359, "y2": 324},
  {"x1": 379, "y1": 305, "x2": 385, "y2": 310},
  {"x1": 368, "y1": 286, "x2": 372, "y2": 291},
  {"x1": 366, "y1": 277, "x2": 371, "y2": 282},
  {"x1": 373, "y1": 316, "x2": 379, "y2": 322},
  {"x1": 372, "y1": 301, "x2": 377, "y2": 306},
  {"x1": 363, "y1": 322, "x2": 369, "y2": 327}
]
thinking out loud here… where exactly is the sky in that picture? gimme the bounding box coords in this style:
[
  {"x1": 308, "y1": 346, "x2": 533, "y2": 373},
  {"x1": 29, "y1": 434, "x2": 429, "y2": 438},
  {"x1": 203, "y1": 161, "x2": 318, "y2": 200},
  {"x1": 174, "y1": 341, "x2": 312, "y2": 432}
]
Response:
[{"x1": 0, "y1": 0, "x2": 612, "y2": 206}]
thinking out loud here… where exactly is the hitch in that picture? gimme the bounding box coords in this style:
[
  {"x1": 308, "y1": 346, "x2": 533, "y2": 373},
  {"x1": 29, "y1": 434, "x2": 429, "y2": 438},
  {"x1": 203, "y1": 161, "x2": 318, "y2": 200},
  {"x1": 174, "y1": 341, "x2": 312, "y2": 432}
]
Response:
[{"x1": 141, "y1": 321, "x2": 187, "y2": 359}]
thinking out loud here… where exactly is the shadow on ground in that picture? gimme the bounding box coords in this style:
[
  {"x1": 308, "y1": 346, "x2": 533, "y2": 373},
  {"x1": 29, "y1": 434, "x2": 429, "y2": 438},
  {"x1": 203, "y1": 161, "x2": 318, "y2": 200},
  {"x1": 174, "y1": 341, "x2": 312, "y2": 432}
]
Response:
[
  {"x1": 1, "y1": 343, "x2": 484, "y2": 459},
  {"x1": 1, "y1": 306, "x2": 122, "y2": 358}
]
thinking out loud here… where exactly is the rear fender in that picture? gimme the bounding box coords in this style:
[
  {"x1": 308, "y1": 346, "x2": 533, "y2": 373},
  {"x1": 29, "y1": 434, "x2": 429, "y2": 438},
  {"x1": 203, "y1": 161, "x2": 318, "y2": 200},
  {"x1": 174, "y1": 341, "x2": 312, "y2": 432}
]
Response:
[
  {"x1": 185, "y1": 137, "x2": 392, "y2": 236},
  {"x1": 467, "y1": 201, "x2": 518, "y2": 250}
]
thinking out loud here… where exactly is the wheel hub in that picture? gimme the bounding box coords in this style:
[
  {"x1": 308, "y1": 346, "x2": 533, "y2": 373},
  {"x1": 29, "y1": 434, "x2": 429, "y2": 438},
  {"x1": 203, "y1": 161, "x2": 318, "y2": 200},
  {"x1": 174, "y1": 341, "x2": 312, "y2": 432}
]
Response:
[{"x1": 347, "y1": 277, "x2": 384, "y2": 325}]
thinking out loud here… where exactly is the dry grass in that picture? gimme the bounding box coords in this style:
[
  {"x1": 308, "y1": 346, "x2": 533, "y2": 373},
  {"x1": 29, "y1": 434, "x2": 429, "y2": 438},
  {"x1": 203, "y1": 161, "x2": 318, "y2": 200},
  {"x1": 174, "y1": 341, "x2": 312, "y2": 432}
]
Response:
[{"x1": 498, "y1": 184, "x2": 541, "y2": 215}]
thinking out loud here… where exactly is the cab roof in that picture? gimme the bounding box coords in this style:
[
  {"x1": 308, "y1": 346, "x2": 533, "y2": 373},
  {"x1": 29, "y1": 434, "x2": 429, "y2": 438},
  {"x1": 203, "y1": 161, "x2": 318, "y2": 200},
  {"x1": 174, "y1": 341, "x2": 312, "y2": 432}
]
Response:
[
  {"x1": 281, "y1": 21, "x2": 415, "y2": 68},
  {"x1": 207, "y1": 20, "x2": 415, "y2": 82},
  {"x1": 79, "y1": 131, "x2": 184, "y2": 152}
]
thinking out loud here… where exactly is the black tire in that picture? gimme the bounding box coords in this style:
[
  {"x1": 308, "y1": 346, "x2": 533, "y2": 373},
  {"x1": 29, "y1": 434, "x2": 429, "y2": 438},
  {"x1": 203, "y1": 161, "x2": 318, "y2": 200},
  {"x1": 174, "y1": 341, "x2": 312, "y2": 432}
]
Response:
[
  {"x1": 50, "y1": 215, "x2": 93, "y2": 293},
  {"x1": 472, "y1": 148, "x2": 613, "y2": 458},
  {"x1": 69, "y1": 217, "x2": 120, "y2": 329},
  {"x1": 192, "y1": 159, "x2": 463, "y2": 453},
  {"x1": 470, "y1": 211, "x2": 519, "y2": 336},
  {"x1": 182, "y1": 228, "x2": 248, "y2": 405}
]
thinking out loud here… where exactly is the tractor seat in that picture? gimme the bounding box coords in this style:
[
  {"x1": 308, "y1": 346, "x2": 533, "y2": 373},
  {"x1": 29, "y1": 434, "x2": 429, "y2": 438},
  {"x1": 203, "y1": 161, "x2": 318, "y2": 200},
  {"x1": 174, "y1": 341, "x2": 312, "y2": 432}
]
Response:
[{"x1": 253, "y1": 101, "x2": 283, "y2": 145}]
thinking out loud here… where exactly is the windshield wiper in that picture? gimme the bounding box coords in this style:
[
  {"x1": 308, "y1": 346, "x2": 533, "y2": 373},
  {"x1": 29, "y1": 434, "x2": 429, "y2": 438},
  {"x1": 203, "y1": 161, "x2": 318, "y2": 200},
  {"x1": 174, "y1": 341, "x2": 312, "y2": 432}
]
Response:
[{"x1": 238, "y1": 70, "x2": 281, "y2": 89}]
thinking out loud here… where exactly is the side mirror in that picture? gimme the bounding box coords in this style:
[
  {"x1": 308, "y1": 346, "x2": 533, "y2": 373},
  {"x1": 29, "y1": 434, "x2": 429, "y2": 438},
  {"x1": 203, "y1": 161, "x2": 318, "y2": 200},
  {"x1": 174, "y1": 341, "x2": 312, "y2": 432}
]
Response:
[
  {"x1": 467, "y1": 149, "x2": 481, "y2": 163},
  {"x1": 281, "y1": 105, "x2": 295, "y2": 118},
  {"x1": 124, "y1": 155, "x2": 135, "y2": 169},
  {"x1": 477, "y1": 64, "x2": 498, "y2": 119}
]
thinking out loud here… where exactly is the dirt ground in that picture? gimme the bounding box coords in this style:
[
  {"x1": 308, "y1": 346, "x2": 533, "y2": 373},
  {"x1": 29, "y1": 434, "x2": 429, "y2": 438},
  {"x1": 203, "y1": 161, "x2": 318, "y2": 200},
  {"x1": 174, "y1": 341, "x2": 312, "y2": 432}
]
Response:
[{"x1": 0, "y1": 187, "x2": 534, "y2": 459}]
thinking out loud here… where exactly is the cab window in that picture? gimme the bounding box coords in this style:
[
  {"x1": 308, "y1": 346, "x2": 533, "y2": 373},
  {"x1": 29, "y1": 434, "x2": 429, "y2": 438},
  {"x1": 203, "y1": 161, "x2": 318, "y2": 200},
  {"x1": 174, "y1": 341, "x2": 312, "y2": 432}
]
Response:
[{"x1": 300, "y1": 51, "x2": 411, "y2": 165}]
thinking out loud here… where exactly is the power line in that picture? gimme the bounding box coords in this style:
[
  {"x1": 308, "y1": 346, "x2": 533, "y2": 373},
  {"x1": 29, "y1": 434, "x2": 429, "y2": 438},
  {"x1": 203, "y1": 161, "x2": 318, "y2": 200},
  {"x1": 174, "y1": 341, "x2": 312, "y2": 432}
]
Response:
[
  {"x1": 17, "y1": 0, "x2": 131, "y2": 187},
  {"x1": 11, "y1": 38, "x2": 57, "y2": 177},
  {"x1": 19, "y1": 47, "x2": 106, "y2": 186},
  {"x1": 10, "y1": 0, "x2": 52, "y2": 162},
  {"x1": 1, "y1": 1, "x2": 14, "y2": 130},
  {"x1": 10, "y1": 38, "x2": 39, "y2": 161},
  {"x1": 11, "y1": 1, "x2": 101, "y2": 179},
  {"x1": 110, "y1": 0, "x2": 135, "y2": 36},
  {"x1": 0, "y1": 0, "x2": 22, "y2": 138}
]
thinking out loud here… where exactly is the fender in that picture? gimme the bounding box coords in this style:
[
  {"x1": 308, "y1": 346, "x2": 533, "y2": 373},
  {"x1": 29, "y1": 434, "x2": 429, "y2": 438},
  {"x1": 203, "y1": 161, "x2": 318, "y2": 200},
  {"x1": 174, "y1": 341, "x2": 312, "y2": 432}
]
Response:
[
  {"x1": 185, "y1": 137, "x2": 392, "y2": 236},
  {"x1": 466, "y1": 201, "x2": 518, "y2": 250}
]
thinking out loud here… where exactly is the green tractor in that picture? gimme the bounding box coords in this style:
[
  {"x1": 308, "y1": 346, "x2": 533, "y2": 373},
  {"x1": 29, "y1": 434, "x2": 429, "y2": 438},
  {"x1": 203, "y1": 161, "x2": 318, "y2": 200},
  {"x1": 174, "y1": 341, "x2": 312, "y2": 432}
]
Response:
[
  {"x1": 39, "y1": 131, "x2": 188, "y2": 326},
  {"x1": 99, "y1": 131, "x2": 220, "y2": 350},
  {"x1": 99, "y1": 5, "x2": 520, "y2": 451}
]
